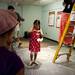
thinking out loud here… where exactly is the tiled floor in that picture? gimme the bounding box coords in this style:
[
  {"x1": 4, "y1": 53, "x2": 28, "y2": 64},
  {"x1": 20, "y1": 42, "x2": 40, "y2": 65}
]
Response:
[{"x1": 15, "y1": 38, "x2": 75, "y2": 75}]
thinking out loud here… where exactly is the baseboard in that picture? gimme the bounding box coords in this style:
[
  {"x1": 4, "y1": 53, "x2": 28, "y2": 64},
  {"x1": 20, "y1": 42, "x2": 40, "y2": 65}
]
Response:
[{"x1": 44, "y1": 37, "x2": 58, "y2": 43}]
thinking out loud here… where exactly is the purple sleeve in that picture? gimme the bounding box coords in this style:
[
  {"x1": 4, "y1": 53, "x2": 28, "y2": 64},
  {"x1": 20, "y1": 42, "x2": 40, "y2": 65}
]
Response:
[{"x1": 9, "y1": 53, "x2": 24, "y2": 75}]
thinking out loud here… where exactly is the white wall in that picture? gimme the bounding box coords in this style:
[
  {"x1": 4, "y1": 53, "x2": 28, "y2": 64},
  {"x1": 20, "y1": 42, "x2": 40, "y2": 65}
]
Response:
[
  {"x1": 0, "y1": 1, "x2": 65, "y2": 41},
  {"x1": 20, "y1": 5, "x2": 42, "y2": 37},
  {"x1": 0, "y1": 3, "x2": 8, "y2": 9},
  {"x1": 41, "y1": 0, "x2": 64, "y2": 41},
  {"x1": 0, "y1": 3, "x2": 42, "y2": 37}
]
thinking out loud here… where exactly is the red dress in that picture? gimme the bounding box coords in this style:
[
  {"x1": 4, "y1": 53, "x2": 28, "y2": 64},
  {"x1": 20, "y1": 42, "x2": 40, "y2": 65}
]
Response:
[{"x1": 29, "y1": 30, "x2": 41, "y2": 52}]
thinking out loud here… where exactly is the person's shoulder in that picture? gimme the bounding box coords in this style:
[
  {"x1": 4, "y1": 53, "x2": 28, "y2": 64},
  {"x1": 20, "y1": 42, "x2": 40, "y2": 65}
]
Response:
[
  {"x1": 0, "y1": 47, "x2": 15, "y2": 57},
  {"x1": 8, "y1": 51, "x2": 24, "y2": 73},
  {"x1": 3, "y1": 48, "x2": 23, "y2": 65},
  {"x1": 6, "y1": 50, "x2": 24, "y2": 74},
  {"x1": 9, "y1": 51, "x2": 22, "y2": 63}
]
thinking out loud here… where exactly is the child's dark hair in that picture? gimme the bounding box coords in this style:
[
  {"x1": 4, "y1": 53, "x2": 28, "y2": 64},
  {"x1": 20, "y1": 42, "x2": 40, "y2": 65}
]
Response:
[
  {"x1": 33, "y1": 20, "x2": 40, "y2": 30},
  {"x1": 33, "y1": 20, "x2": 40, "y2": 25},
  {"x1": 8, "y1": 5, "x2": 15, "y2": 10}
]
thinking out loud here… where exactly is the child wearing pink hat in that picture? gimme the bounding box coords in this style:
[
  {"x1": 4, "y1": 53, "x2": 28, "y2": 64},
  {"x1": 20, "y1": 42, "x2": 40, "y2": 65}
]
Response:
[{"x1": 0, "y1": 9, "x2": 24, "y2": 75}]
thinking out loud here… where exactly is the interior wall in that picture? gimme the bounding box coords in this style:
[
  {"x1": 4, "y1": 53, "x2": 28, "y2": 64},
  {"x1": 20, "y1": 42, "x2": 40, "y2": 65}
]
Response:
[
  {"x1": 0, "y1": 2, "x2": 42, "y2": 37},
  {"x1": 0, "y1": 3, "x2": 23, "y2": 36},
  {"x1": 0, "y1": 2, "x2": 8, "y2": 9},
  {"x1": 0, "y1": 1, "x2": 64, "y2": 41},
  {"x1": 21, "y1": 5, "x2": 42, "y2": 37},
  {"x1": 41, "y1": 0, "x2": 64, "y2": 41}
]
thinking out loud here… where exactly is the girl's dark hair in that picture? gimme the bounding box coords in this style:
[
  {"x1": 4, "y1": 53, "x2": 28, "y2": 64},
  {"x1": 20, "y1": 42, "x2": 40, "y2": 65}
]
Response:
[
  {"x1": 33, "y1": 20, "x2": 40, "y2": 25},
  {"x1": 8, "y1": 5, "x2": 15, "y2": 10},
  {"x1": 33, "y1": 20, "x2": 40, "y2": 30}
]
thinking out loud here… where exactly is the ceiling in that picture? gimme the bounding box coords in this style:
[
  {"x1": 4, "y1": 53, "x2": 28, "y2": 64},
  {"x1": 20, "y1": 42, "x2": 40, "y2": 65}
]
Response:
[{"x1": 0, "y1": 0, "x2": 62, "y2": 6}]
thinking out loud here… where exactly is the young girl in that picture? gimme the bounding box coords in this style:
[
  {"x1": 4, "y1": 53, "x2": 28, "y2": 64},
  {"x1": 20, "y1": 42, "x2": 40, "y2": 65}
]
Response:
[{"x1": 29, "y1": 20, "x2": 43, "y2": 66}]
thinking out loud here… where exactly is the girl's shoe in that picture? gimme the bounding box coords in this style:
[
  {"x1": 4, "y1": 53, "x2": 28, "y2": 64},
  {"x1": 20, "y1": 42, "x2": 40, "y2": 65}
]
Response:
[
  {"x1": 33, "y1": 61, "x2": 38, "y2": 65},
  {"x1": 29, "y1": 61, "x2": 34, "y2": 66},
  {"x1": 18, "y1": 42, "x2": 22, "y2": 48}
]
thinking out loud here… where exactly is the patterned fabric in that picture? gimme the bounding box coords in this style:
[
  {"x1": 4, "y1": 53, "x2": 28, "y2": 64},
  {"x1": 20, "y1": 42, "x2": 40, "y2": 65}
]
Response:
[
  {"x1": 0, "y1": 9, "x2": 18, "y2": 35},
  {"x1": 29, "y1": 31, "x2": 41, "y2": 52}
]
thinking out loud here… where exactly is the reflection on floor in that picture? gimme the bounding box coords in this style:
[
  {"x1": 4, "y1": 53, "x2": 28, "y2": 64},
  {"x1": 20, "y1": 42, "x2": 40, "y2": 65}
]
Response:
[{"x1": 15, "y1": 38, "x2": 75, "y2": 75}]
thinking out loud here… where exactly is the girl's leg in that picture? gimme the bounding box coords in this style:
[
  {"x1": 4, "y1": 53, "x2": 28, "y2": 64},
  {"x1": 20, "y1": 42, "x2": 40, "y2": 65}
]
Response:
[
  {"x1": 34, "y1": 52, "x2": 37, "y2": 61},
  {"x1": 30, "y1": 52, "x2": 33, "y2": 61},
  {"x1": 33, "y1": 52, "x2": 38, "y2": 65},
  {"x1": 29, "y1": 52, "x2": 33, "y2": 65}
]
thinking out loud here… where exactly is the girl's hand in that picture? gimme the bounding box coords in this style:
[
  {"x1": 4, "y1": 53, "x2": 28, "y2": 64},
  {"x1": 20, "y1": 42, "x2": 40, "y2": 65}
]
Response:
[
  {"x1": 40, "y1": 34, "x2": 43, "y2": 38},
  {"x1": 37, "y1": 38, "x2": 43, "y2": 42}
]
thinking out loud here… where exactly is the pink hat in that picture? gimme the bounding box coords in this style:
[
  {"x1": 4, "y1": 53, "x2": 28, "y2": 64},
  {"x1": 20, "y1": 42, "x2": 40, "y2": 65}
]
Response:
[{"x1": 0, "y1": 9, "x2": 18, "y2": 35}]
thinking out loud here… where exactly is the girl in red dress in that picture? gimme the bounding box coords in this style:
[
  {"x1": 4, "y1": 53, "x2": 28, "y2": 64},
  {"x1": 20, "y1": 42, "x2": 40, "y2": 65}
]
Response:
[{"x1": 29, "y1": 20, "x2": 43, "y2": 66}]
